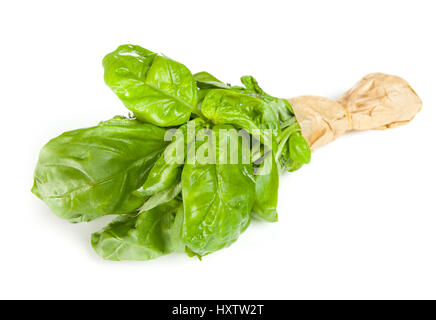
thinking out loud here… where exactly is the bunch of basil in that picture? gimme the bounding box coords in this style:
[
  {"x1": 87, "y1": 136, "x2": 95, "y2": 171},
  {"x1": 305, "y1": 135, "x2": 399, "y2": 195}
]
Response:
[{"x1": 32, "y1": 45, "x2": 310, "y2": 261}]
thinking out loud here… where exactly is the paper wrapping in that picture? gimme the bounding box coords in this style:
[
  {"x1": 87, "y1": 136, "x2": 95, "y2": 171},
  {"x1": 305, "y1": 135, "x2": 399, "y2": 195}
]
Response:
[{"x1": 289, "y1": 73, "x2": 422, "y2": 149}]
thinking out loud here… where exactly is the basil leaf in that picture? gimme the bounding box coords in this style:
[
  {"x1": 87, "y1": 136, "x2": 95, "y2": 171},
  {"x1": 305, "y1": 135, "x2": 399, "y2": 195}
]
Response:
[
  {"x1": 91, "y1": 200, "x2": 183, "y2": 261},
  {"x1": 252, "y1": 153, "x2": 279, "y2": 222},
  {"x1": 288, "y1": 131, "x2": 311, "y2": 164},
  {"x1": 181, "y1": 124, "x2": 256, "y2": 256},
  {"x1": 286, "y1": 160, "x2": 304, "y2": 172},
  {"x1": 32, "y1": 116, "x2": 168, "y2": 222},
  {"x1": 201, "y1": 89, "x2": 280, "y2": 141},
  {"x1": 193, "y1": 72, "x2": 230, "y2": 114},
  {"x1": 137, "y1": 143, "x2": 183, "y2": 197},
  {"x1": 139, "y1": 183, "x2": 182, "y2": 212},
  {"x1": 194, "y1": 71, "x2": 232, "y2": 89},
  {"x1": 239, "y1": 75, "x2": 295, "y2": 124},
  {"x1": 237, "y1": 76, "x2": 311, "y2": 170},
  {"x1": 103, "y1": 44, "x2": 198, "y2": 127},
  {"x1": 137, "y1": 118, "x2": 205, "y2": 196}
]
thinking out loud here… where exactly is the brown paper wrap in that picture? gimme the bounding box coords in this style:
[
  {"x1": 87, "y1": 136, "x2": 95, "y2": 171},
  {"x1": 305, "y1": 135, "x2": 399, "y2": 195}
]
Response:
[{"x1": 289, "y1": 73, "x2": 422, "y2": 149}]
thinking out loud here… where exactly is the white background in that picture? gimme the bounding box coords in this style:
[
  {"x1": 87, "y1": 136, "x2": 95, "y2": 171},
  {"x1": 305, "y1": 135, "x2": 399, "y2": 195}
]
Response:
[{"x1": 0, "y1": 0, "x2": 435, "y2": 299}]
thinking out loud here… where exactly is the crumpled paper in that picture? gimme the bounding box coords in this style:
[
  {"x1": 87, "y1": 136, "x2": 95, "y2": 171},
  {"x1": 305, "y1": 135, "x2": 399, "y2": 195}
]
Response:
[{"x1": 289, "y1": 73, "x2": 422, "y2": 149}]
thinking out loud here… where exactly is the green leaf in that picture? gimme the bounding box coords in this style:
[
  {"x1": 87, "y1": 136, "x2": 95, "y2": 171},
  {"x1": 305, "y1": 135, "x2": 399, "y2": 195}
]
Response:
[
  {"x1": 251, "y1": 152, "x2": 279, "y2": 222},
  {"x1": 236, "y1": 76, "x2": 311, "y2": 171},
  {"x1": 194, "y1": 71, "x2": 232, "y2": 89},
  {"x1": 288, "y1": 131, "x2": 311, "y2": 164},
  {"x1": 275, "y1": 120, "x2": 311, "y2": 172},
  {"x1": 91, "y1": 200, "x2": 183, "y2": 261},
  {"x1": 181, "y1": 124, "x2": 256, "y2": 256},
  {"x1": 201, "y1": 89, "x2": 280, "y2": 141},
  {"x1": 193, "y1": 72, "x2": 231, "y2": 115},
  {"x1": 32, "y1": 116, "x2": 168, "y2": 222},
  {"x1": 136, "y1": 119, "x2": 206, "y2": 196},
  {"x1": 103, "y1": 44, "x2": 198, "y2": 127},
  {"x1": 139, "y1": 182, "x2": 182, "y2": 212},
  {"x1": 286, "y1": 160, "x2": 304, "y2": 172},
  {"x1": 136, "y1": 142, "x2": 183, "y2": 197},
  {"x1": 239, "y1": 75, "x2": 295, "y2": 124}
]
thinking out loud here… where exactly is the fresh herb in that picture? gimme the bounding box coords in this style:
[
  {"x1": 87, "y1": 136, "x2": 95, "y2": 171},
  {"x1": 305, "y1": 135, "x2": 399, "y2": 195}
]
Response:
[{"x1": 32, "y1": 44, "x2": 310, "y2": 261}]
